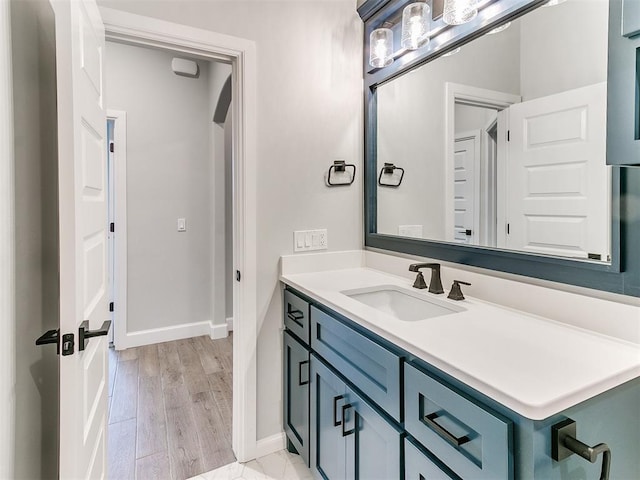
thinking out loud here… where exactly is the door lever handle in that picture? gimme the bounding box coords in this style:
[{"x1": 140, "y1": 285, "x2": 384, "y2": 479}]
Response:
[
  {"x1": 79, "y1": 320, "x2": 111, "y2": 351},
  {"x1": 36, "y1": 329, "x2": 60, "y2": 354}
]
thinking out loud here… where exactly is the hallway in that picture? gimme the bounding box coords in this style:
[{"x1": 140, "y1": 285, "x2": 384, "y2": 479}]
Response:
[{"x1": 108, "y1": 335, "x2": 234, "y2": 479}]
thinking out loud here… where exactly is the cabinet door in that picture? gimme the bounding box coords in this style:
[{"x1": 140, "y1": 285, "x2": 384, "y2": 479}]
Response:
[
  {"x1": 405, "y1": 437, "x2": 459, "y2": 480},
  {"x1": 283, "y1": 331, "x2": 310, "y2": 466},
  {"x1": 344, "y1": 386, "x2": 402, "y2": 480},
  {"x1": 310, "y1": 355, "x2": 348, "y2": 480}
]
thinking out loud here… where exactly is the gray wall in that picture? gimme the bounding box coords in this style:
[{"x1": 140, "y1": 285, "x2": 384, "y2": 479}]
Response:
[
  {"x1": 98, "y1": 0, "x2": 364, "y2": 440},
  {"x1": 519, "y1": 0, "x2": 608, "y2": 101},
  {"x1": 105, "y1": 42, "x2": 216, "y2": 334},
  {"x1": 11, "y1": 0, "x2": 60, "y2": 477}
]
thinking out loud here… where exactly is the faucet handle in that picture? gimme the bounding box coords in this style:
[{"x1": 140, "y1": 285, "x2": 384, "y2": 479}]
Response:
[{"x1": 448, "y1": 280, "x2": 471, "y2": 301}]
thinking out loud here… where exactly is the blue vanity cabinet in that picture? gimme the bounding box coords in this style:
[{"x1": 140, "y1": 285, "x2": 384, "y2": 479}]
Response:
[
  {"x1": 310, "y1": 355, "x2": 402, "y2": 480},
  {"x1": 310, "y1": 306, "x2": 402, "y2": 421},
  {"x1": 607, "y1": 0, "x2": 640, "y2": 165},
  {"x1": 404, "y1": 363, "x2": 514, "y2": 480},
  {"x1": 310, "y1": 355, "x2": 349, "y2": 479},
  {"x1": 283, "y1": 330, "x2": 310, "y2": 466},
  {"x1": 404, "y1": 437, "x2": 460, "y2": 480},
  {"x1": 284, "y1": 289, "x2": 310, "y2": 344}
]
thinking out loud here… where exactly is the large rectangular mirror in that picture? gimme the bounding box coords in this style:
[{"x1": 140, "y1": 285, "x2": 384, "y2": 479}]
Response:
[
  {"x1": 361, "y1": 0, "x2": 631, "y2": 293},
  {"x1": 375, "y1": 0, "x2": 612, "y2": 263}
]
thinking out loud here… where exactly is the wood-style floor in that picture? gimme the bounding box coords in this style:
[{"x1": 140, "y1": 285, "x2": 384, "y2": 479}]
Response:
[{"x1": 108, "y1": 335, "x2": 235, "y2": 480}]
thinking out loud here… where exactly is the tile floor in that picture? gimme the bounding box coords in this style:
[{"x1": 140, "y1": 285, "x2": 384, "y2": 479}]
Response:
[{"x1": 187, "y1": 450, "x2": 313, "y2": 480}]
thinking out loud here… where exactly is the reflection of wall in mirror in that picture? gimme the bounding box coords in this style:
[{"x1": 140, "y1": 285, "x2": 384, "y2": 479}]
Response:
[{"x1": 376, "y1": 0, "x2": 608, "y2": 247}]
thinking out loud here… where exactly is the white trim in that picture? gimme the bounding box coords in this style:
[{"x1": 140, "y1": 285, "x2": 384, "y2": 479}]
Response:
[
  {"x1": 211, "y1": 323, "x2": 229, "y2": 340},
  {"x1": 0, "y1": 2, "x2": 15, "y2": 477},
  {"x1": 116, "y1": 320, "x2": 224, "y2": 349},
  {"x1": 444, "y1": 82, "x2": 521, "y2": 242},
  {"x1": 254, "y1": 433, "x2": 286, "y2": 459},
  {"x1": 226, "y1": 317, "x2": 234, "y2": 332},
  {"x1": 107, "y1": 110, "x2": 128, "y2": 350},
  {"x1": 99, "y1": 8, "x2": 258, "y2": 462}
]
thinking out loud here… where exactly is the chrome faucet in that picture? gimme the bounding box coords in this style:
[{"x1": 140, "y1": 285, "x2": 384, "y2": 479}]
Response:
[{"x1": 408, "y1": 263, "x2": 444, "y2": 294}]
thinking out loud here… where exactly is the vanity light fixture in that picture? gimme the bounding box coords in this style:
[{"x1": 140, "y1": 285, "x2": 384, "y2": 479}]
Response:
[
  {"x1": 369, "y1": 28, "x2": 394, "y2": 68},
  {"x1": 443, "y1": 0, "x2": 478, "y2": 25},
  {"x1": 401, "y1": 2, "x2": 431, "y2": 50},
  {"x1": 488, "y1": 21, "x2": 511, "y2": 34}
]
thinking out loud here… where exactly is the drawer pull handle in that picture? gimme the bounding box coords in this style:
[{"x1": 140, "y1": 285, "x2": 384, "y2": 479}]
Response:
[
  {"x1": 341, "y1": 403, "x2": 355, "y2": 437},
  {"x1": 287, "y1": 309, "x2": 304, "y2": 327},
  {"x1": 298, "y1": 360, "x2": 309, "y2": 386},
  {"x1": 424, "y1": 412, "x2": 471, "y2": 447},
  {"x1": 333, "y1": 395, "x2": 345, "y2": 426}
]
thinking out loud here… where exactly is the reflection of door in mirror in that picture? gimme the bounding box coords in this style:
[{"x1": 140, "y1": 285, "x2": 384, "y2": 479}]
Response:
[{"x1": 504, "y1": 82, "x2": 610, "y2": 260}]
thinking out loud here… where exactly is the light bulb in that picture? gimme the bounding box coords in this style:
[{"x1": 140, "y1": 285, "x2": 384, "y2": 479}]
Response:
[
  {"x1": 369, "y1": 28, "x2": 394, "y2": 68},
  {"x1": 443, "y1": 0, "x2": 478, "y2": 26},
  {"x1": 401, "y1": 3, "x2": 431, "y2": 50}
]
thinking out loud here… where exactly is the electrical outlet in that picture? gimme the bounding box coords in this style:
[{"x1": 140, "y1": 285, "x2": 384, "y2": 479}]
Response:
[
  {"x1": 294, "y1": 229, "x2": 328, "y2": 252},
  {"x1": 319, "y1": 230, "x2": 327, "y2": 247}
]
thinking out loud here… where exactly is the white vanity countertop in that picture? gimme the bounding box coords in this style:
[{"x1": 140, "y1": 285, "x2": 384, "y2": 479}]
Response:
[{"x1": 280, "y1": 267, "x2": 640, "y2": 420}]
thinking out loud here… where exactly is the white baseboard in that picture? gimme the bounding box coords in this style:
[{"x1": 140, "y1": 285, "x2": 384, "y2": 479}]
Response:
[
  {"x1": 118, "y1": 320, "x2": 217, "y2": 349},
  {"x1": 210, "y1": 322, "x2": 229, "y2": 340},
  {"x1": 254, "y1": 432, "x2": 286, "y2": 459},
  {"x1": 226, "y1": 317, "x2": 234, "y2": 332}
]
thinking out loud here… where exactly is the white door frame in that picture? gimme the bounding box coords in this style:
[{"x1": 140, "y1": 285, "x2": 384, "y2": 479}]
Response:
[
  {"x1": 0, "y1": 2, "x2": 16, "y2": 477},
  {"x1": 99, "y1": 8, "x2": 258, "y2": 462},
  {"x1": 444, "y1": 82, "x2": 520, "y2": 242},
  {"x1": 106, "y1": 110, "x2": 128, "y2": 349}
]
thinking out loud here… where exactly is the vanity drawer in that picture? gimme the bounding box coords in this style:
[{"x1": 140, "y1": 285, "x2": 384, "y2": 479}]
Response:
[
  {"x1": 404, "y1": 363, "x2": 513, "y2": 480},
  {"x1": 405, "y1": 437, "x2": 459, "y2": 480},
  {"x1": 284, "y1": 289, "x2": 310, "y2": 344},
  {"x1": 310, "y1": 306, "x2": 401, "y2": 421}
]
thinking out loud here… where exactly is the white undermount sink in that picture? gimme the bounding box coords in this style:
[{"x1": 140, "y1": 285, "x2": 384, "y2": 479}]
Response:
[{"x1": 341, "y1": 285, "x2": 465, "y2": 321}]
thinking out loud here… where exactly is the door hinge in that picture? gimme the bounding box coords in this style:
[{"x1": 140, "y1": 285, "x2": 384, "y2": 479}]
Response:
[
  {"x1": 507, "y1": 130, "x2": 510, "y2": 142},
  {"x1": 110, "y1": 222, "x2": 115, "y2": 233},
  {"x1": 109, "y1": 142, "x2": 114, "y2": 153},
  {"x1": 236, "y1": 270, "x2": 241, "y2": 282},
  {"x1": 109, "y1": 301, "x2": 114, "y2": 312}
]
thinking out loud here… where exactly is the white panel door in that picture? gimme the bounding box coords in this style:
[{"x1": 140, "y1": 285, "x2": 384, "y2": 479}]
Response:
[
  {"x1": 506, "y1": 82, "x2": 610, "y2": 260},
  {"x1": 453, "y1": 133, "x2": 480, "y2": 244},
  {"x1": 53, "y1": 0, "x2": 109, "y2": 477}
]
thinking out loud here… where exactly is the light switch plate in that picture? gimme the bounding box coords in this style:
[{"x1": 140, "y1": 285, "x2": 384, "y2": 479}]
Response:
[
  {"x1": 294, "y1": 229, "x2": 328, "y2": 252},
  {"x1": 177, "y1": 218, "x2": 186, "y2": 232}
]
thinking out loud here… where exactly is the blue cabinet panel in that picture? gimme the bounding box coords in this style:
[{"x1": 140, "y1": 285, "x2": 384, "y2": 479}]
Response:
[
  {"x1": 283, "y1": 331, "x2": 310, "y2": 466},
  {"x1": 285, "y1": 289, "x2": 310, "y2": 344},
  {"x1": 607, "y1": 0, "x2": 640, "y2": 165},
  {"x1": 310, "y1": 355, "x2": 348, "y2": 480},
  {"x1": 405, "y1": 437, "x2": 460, "y2": 480},
  {"x1": 404, "y1": 363, "x2": 513, "y2": 480},
  {"x1": 346, "y1": 386, "x2": 402, "y2": 480},
  {"x1": 310, "y1": 306, "x2": 402, "y2": 421}
]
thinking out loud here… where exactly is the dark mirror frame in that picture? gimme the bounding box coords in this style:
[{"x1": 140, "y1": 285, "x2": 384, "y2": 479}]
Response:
[{"x1": 358, "y1": 0, "x2": 637, "y2": 295}]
